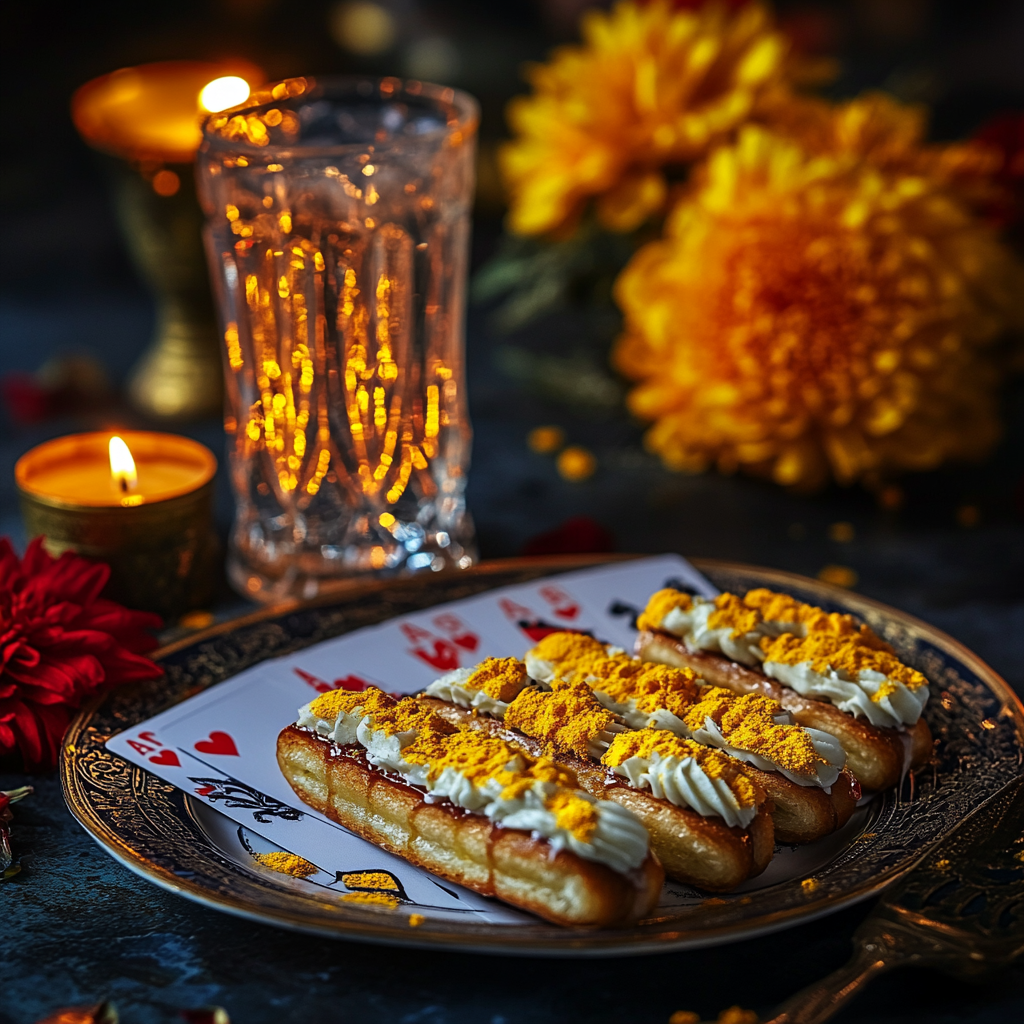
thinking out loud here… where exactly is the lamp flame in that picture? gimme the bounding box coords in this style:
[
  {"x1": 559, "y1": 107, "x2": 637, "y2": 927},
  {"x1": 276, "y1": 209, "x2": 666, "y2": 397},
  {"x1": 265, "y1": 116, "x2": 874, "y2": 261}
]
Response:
[
  {"x1": 109, "y1": 436, "x2": 138, "y2": 494},
  {"x1": 199, "y1": 76, "x2": 251, "y2": 113}
]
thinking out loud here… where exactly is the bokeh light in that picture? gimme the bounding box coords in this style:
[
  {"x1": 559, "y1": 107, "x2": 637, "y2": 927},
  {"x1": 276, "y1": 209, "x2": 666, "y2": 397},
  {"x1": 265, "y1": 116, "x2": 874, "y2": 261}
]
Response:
[{"x1": 330, "y1": 1, "x2": 396, "y2": 56}]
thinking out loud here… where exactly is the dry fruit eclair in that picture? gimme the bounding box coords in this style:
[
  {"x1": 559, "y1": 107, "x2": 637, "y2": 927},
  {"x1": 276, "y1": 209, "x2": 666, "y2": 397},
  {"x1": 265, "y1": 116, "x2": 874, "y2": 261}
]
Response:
[
  {"x1": 279, "y1": 686, "x2": 664, "y2": 927},
  {"x1": 512, "y1": 638, "x2": 859, "y2": 843},
  {"x1": 635, "y1": 587, "x2": 933, "y2": 791}
]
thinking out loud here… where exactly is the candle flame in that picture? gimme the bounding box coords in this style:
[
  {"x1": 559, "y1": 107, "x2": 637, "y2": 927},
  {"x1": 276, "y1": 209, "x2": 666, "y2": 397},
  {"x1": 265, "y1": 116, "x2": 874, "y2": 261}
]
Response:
[
  {"x1": 109, "y1": 436, "x2": 138, "y2": 494},
  {"x1": 199, "y1": 76, "x2": 251, "y2": 113}
]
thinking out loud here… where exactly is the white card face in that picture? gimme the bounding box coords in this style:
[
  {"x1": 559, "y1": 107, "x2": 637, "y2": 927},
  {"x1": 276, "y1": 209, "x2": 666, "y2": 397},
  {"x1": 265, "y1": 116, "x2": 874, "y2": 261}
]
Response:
[{"x1": 106, "y1": 555, "x2": 716, "y2": 923}]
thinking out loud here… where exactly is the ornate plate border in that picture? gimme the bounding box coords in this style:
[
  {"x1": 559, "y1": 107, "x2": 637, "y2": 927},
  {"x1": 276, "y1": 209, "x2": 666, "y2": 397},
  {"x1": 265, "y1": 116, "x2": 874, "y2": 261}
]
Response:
[{"x1": 60, "y1": 556, "x2": 1024, "y2": 956}]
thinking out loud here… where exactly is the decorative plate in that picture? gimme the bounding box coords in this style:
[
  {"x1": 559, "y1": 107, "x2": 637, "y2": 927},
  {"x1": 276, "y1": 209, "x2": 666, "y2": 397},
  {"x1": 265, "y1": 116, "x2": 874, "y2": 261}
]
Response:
[{"x1": 61, "y1": 557, "x2": 1024, "y2": 956}]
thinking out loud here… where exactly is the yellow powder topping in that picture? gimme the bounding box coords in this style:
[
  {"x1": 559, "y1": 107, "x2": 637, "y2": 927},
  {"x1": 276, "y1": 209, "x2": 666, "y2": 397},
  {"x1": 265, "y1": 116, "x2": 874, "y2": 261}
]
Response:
[
  {"x1": 592, "y1": 662, "x2": 702, "y2": 718},
  {"x1": 706, "y1": 593, "x2": 763, "y2": 639},
  {"x1": 760, "y1": 633, "x2": 928, "y2": 696},
  {"x1": 505, "y1": 680, "x2": 617, "y2": 757},
  {"x1": 253, "y1": 851, "x2": 318, "y2": 878},
  {"x1": 397, "y1": 723, "x2": 581, "y2": 806},
  {"x1": 365, "y1": 696, "x2": 455, "y2": 739},
  {"x1": 340, "y1": 891, "x2": 400, "y2": 909},
  {"x1": 401, "y1": 728, "x2": 522, "y2": 786},
  {"x1": 308, "y1": 685, "x2": 395, "y2": 721},
  {"x1": 637, "y1": 588, "x2": 693, "y2": 631},
  {"x1": 408, "y1": 913, "x2": 426, "y2": 927},
  {"x1": 465, "y1": 656, "x2": 528, "y2": 702},
  {"x1": 682, "y1": 688, "x2": 824, "y2": 777},
  {"x1": 543, "y1": 788, "x2": 600, "y2": 843},
  {"x1": 498, "y1": 756, "x2": 580, "y2": 802},
  {"x1": 602, "y1": 730, "x2": 760, "y2": 809},
  {"x1": 528, "y1": 631, "x2": 632, "y2": 682},
  {"x1": 743, "y1": 589, "x2": 890, "y2": 648}
]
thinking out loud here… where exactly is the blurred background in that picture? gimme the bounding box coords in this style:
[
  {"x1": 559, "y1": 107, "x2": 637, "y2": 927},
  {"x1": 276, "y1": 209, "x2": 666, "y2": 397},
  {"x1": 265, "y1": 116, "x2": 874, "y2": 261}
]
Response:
[{"x1": 1, "y1": 0, "x2": 1022, "y2": 682}]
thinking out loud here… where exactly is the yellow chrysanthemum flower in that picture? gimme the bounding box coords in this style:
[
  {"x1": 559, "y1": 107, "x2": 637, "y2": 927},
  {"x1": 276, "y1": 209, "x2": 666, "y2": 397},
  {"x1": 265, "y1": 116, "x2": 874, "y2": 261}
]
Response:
[
  {"x1": 764, "y1": 90, "x2": 1003, "y2": 211},
  {"x1": 613, "y1": 126, "x2": 1024, "y2": 489},
  {"x1": 500, "y1": 0, "x2": 790, "y2": 237}
]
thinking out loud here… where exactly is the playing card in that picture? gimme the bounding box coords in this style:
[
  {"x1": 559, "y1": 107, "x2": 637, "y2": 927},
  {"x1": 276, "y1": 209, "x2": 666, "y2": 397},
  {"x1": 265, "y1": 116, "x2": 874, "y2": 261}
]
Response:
[{"x1": 107, "y1": 664, "x2": 523, "y2": 921}]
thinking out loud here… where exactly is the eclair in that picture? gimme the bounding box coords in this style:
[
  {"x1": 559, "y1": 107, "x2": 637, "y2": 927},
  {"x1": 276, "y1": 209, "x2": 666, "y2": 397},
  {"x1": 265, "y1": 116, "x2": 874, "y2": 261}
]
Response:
[
  {"x1": 636, "y1": 588, "x2": 933, "y2": 791},
  {"x1": 278, "y1": 686, "x2": 664, "y2": 927},
  {"x1": 517, "y1": 637, "x2": 859, "y2": 844},
  {"x1": 424, "y1": 664, "x2": 773, "y2": 891}
]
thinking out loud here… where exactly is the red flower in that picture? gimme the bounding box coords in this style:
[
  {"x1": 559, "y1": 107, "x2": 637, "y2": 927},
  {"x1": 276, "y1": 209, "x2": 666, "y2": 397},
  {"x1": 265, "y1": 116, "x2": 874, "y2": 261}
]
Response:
[{"x1": 0, "y1": 537, "x2": 163, "y2": 771}]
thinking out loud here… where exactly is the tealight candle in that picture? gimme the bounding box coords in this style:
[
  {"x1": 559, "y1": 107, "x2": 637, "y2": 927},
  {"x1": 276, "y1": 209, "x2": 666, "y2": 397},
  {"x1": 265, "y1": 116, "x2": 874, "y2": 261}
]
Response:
[{"x1": 16, "y1": 432, "x2": 219, "y2": 618}]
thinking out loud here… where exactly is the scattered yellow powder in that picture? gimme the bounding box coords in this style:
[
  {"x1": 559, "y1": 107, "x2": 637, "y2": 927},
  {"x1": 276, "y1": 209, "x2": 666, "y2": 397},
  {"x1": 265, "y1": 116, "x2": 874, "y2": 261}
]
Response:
[
  {"x1": 801, "y1": 878, "x2": 819, "y2": 893},
  {"x1": 544, "y1": 788, "x2": 600, "y2": 843},
  {"x1": 466, "y1": 657, "x2": 529, "y2": 702},
  {"x1": 706, "y1": 593, "x2": 762, "y2": 640},
  {"x1": 817, "y1": 564, "x2": 859, "y2": 589},
  {"x1": 340, "y1": 891, "x2": 400, "y2": 909},
  {"x1": 717, "y1": 1008, "x2": 759, "y2": 1024},
  {"x1": 683, "y1": 688, "x2": 823, "y2": 777},
  {"x1": 828, "y1": 521, "x2": 856, "y2": 543},
  {"x1": 602, "y1": 730, "x2": 759, "y2": 809},
  {"x1": 505, "y1": 680, "x2": 617, "y2": 757},
  {"x1": 253, "y1": 852, "x2": 318, "y2": 878},
  {"x1": 309, "y1": 685, "x2": 395, "y2": 721},
  {"x1": 760, "y1": 633, "x2": 927, "y2": 696},
  {"x1": 637, "y1": 588, "x2": 693, "y2": 632},
  {"x1": 408, "y1": 913, "x2": 426, "y2": 927},
  {"x1": 340, "y1": 870, "x2": 401, "y2": 891},
  {"x1": 556, "y1": 445, "x2": 597, "y2": 481}
]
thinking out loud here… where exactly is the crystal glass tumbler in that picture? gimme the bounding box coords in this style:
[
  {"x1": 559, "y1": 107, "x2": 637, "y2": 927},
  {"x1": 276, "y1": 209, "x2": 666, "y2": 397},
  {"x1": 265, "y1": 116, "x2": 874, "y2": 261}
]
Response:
[{"x1": 197, "y1": 77, "x2": 478, "y2": 601}]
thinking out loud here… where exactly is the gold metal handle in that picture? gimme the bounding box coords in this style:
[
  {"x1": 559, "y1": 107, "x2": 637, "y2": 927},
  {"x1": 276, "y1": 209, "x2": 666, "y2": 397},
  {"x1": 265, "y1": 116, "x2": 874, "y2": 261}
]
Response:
[{"x1": 762, "y1": 940, "x2": 895, "y2": 1024}]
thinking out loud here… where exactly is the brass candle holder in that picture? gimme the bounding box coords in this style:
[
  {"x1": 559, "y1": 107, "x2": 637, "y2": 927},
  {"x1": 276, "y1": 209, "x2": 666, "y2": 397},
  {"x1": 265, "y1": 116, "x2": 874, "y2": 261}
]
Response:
[
  {"x1": 15, "y1": 432, "x2": 219, "y2": 619},
  {"x1": 71, "y1": 61, "x2": 263, "y2": 421}
]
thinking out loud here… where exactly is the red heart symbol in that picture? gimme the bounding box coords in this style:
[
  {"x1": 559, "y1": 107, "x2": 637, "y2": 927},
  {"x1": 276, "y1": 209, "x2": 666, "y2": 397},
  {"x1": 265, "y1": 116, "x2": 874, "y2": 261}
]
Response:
[
  {"x1": 194, "y1": 785, "x2": 216, "y2": 797},
  {"x1": 149, "y1": 749, "x2": 180, "y2": 767},
  {"x1": 195, "y1": 731, "x2": 239, "y2": 756},
  {"x1": 554, "y1": 604, "x2": 579, "y2": 620},
  {"x1": 453, "y1": 632, "x2": 479, "y2": 652}
]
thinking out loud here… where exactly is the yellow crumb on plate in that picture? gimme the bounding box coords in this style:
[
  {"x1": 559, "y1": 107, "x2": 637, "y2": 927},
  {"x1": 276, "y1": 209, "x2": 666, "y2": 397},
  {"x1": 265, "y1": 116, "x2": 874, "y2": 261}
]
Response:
[
  {"x1": 408, "y1": 913, "x2": 426, "y2": 927},
  {"x1": 252, "y1": 851, "x2": 318, "y2": 878}
]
